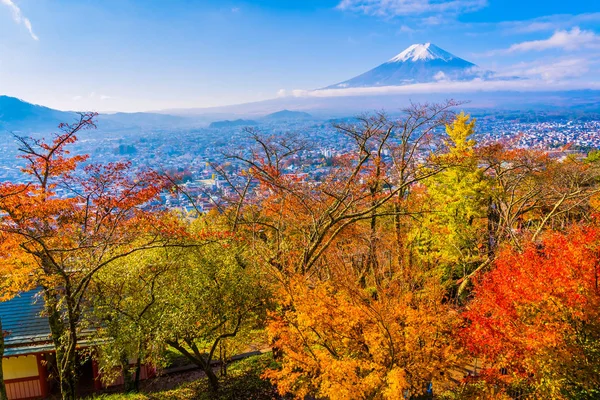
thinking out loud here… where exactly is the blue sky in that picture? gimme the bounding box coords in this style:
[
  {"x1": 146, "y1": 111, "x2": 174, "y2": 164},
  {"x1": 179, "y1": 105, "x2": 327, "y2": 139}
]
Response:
[{"x1": 0, "y1": 0, "x2": 599, "y2": 112}]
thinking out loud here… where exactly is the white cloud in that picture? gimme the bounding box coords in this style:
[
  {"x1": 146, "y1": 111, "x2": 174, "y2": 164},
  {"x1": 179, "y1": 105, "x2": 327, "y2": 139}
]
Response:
[
  {"x1": 422, "y1": 15, "x2": 444, "y2": 25},
  {"x1": 276, "y1": 89, "x2": 288, "y2": 98},
  {"x1": 506, "y1": 27, "x2": 600, "y2": 53},
  {"x1": 291, "y1": 89, "x2": 309, "y2": 97},
  {"x1": 1, "y1": 0, "x2": 38, "y2": 41},
  {"x1": 291, "y1": 78, "x2": 600, "y2": 99},
  {"x1": 480, "y1": 27, "x2": 600, "y2": 57},
  {"x1": 494, "y1": 58, "x2": 596, "y2": 81},
  {"x1": 508, "y1": 21, "x2": 556, "y2": 34},
  {"x1": 499, "y1": 13, "x2": 600, "y2": 34},
  {"x1": 433, "y1": 71, "x2": 448, "y2": 81},
  {"x1": 336, "y1": 0, "x2": 487, "y2": 17},
  {"x1": 398, "y1": 25, "x2": 416, "y2": 34},
  {"x1": 417, "y1": 13, "x2": 600, "y2": 42},
  {"x1": 73, "y1": 92, "x2": 112, "y2": 101},
  {"x1": 530, "y1": 60, "x2": 590, "y2": 80}
]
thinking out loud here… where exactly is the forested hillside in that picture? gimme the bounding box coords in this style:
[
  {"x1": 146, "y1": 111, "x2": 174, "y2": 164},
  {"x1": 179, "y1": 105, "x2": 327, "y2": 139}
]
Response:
[{"x1": 1, "y1": 102, "x2": 599, "y2": 400}]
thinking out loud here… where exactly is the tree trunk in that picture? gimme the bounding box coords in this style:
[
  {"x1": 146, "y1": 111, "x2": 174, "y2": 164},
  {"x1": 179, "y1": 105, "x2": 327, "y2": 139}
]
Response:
[
  {"x1": 122, "y1": 353, "x2": 134, "y2": 392},
  {"x1": 395, "y1": 187, "x2": 408, "y2": 272},
  {"x1": 204, "y1": 366, "x2": 220, "y2": 392},
  {"x1": 219, "y1": 341, "x2": 227, "y2": 377},
  {"x1": 133, "y1": 357, "x2": 142, "y2": 392},
  {"x1": 367, "y1": 159, "x2": 383, "y2": 285},
  {"x1": 394, "y1": 202, "x2": 402, "y2": 266},
  {"x1": 167, "y1": 341, "x2": 220, "y2": 391},
  {"x1": 366, "y1": 200, "x2": 378, "y2": 287},
  {"x1": 44, "y1": 288, "x2": 78, "y2": 400},
  {"x1": 0, "y1": 318, "x2": 8, "y2": 400},
  {"x1": 487, "y1": 198, "x2": 499, "y2": 258}
]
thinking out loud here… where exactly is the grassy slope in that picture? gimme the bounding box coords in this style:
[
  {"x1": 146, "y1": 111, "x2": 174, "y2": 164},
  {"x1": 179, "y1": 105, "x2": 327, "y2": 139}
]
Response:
[{"x1": 86, "y1": 353, "x2": 285, "y2": 400}]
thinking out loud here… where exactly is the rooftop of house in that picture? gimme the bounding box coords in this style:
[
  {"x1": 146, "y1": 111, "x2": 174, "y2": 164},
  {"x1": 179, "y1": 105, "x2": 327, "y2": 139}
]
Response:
[{"x1": 0, "y1": 289, "x2": 53, "y2": 356}]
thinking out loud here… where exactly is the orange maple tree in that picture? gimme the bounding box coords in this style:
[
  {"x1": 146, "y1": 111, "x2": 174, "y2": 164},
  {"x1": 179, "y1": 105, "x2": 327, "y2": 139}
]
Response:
[
  {"x1": 223, "y1": 105, "x2": 466, "y2": 399},
  {"x1": 0, "y1": 114, "x2": 183, "y2": 400},
  {"x1": 264, "y1": 273, "x2": 462, "y2": 399}
]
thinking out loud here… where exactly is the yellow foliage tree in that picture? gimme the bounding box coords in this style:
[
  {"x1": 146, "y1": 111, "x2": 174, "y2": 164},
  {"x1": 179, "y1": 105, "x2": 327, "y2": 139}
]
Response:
[
  {"x1": 414, "y1": 112, "x2": 489, "y2": 289},
  {"x1": 265, "y1": 273, "x2": 462, "y2": 399}
]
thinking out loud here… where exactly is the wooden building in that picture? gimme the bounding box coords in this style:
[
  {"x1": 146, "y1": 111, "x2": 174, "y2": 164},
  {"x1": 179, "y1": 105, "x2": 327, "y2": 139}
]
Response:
[{"x1": 0, "y1": 290, "x2": 152, "y2": 399}]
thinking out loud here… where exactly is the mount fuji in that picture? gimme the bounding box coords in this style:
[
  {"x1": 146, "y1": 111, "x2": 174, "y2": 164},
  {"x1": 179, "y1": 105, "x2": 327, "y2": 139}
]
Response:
[{"x1": 326, "y1": 43, "x2": 492, "y2": 89}]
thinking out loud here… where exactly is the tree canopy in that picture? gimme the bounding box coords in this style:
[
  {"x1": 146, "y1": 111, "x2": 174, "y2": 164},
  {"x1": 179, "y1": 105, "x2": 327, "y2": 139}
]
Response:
[{"x1": 1, "y1": 106, "x2": 600, "y2": 400}]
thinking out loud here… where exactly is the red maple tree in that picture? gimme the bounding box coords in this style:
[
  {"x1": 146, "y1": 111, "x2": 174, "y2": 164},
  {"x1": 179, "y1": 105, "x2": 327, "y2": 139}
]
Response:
[{"x1": 462, "y1": 225, "x2": 600, "y2": 397}]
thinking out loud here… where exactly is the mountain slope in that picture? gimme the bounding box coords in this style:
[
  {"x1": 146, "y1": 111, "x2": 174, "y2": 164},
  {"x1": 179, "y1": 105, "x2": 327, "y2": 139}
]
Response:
[
  {"x1": 326, "y1": 43, "x2": 489, "y2": 89},
  {"x1": 208, "y1": 119, "x2": 258, "y2": 129},
  {"x1": 0, "y1": 96, "x2": 76, "y2": 132},
  {"x1": 263, "y1": 110, "x2": 312, "y2": 120},
  {"x1": 0, "y1": 96, "x2": 199, "y2": 133}
]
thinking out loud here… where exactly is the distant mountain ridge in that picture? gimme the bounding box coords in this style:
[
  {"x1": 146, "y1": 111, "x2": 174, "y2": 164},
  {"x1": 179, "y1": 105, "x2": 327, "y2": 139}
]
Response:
[
  {"x1": 0, "y1": 95, "x2": 75, "y2": 132},
  {"x1": 208, "y1": 119, "x2": 258, "y2": 129},
  {"x1": 0, "y1": 96, "x2": 201, "y2": 133},
  {"x1": 326, "y1": 43, "x2": 492, "y2": 89},
  {"x1": 0, "y1": 96, "x2": 318, "y2": 134},
  {"x1": 207, "y1": 110, "x2": 314, "y2": 128},
  {"x1": 263, "y1": 110, "x2": 312, "y2": 120}
]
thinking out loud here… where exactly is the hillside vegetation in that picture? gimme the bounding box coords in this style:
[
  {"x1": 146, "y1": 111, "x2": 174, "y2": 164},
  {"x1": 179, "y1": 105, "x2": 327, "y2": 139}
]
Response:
[{"x1": 1, "y1": 102, "x2": 600, "y2": 399}]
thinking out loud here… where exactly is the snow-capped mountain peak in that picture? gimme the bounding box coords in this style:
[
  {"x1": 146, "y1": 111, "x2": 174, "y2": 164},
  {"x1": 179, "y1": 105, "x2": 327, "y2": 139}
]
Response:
[
  {"x1": 388, "y1": 43, "x2": 455, "y2": 63},
  {"x1": 323, "y1": 42, "x2": 488, "y2": 89}
]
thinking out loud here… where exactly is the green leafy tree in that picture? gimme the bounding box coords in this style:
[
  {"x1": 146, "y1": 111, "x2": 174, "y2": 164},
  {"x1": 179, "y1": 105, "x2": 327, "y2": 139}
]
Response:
[
  {"x1": 415, "y1": 113, "x2": 489, "y2": 289},
  {"x1": 91, "y1": 247, "x2": 176, "y2": 391},
  {"x1": 159, "y1": 237, "x2": 270, "y2": 391},
  {"x1": 90, "y1": 216, "x2": 270, "y2": 392}
]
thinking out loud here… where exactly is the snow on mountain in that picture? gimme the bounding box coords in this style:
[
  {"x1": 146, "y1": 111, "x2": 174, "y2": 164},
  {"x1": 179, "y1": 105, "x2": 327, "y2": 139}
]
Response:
[
  {"x1": 325, "y1": 43, "x2": 492, "y2": 89},
  {"x1": 388, "y1": 43, "x2": 455, "y2": 62}
]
